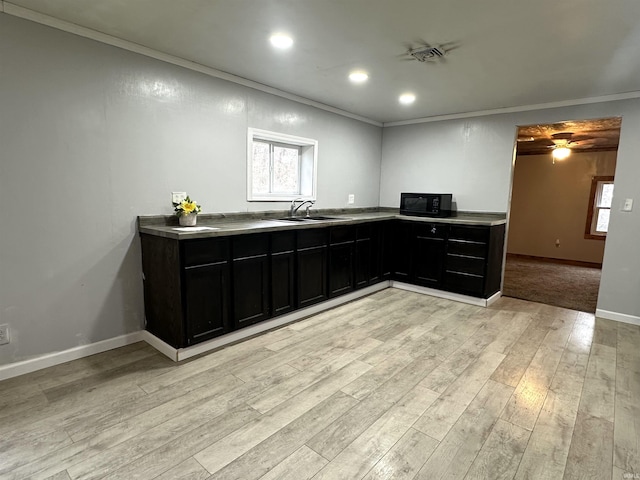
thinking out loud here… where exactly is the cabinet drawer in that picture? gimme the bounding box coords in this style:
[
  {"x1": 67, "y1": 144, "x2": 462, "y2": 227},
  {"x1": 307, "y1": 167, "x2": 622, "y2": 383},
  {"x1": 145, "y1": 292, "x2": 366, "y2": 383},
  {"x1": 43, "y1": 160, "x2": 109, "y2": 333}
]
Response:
[
  {"x1": 183, "y1": 238, "x2": 230, "y2": 267},
  {"x1": 414, "y1": 223, "x2": 447, "y2": 239},
  {"x1": 447, "y1": 239, "x2": 487, "y2": 258},
  {"x1": 330, "y1": 226, "x2": 355, "y2": 245},
  {"x1": 297, "y1": 228, "x2": 328, "y2": 249},
  {"x1": 271, "y1": 231, "x2": 295, "y2": 253},
  {"x1": 446, "y1": 253, "x2": 486, "y2": 276},
  {"x1": 444, "y1": 271, "x2": 485, "y2": 295},
  {"x1": 449, "y1": 225, "x2": 488, "y2": 243},
  {"x1": 232, "y1": 233, "x2": 268, "y2": 259}
]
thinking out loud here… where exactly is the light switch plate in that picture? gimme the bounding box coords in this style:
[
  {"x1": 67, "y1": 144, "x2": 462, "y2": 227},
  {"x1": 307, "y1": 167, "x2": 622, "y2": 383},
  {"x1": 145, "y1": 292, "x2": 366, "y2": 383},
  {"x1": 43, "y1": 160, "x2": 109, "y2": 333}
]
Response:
[
  {"x1": 348, "y1": 194, "x2": 355, "y2": 204},
  {"x1": 172, "y1": 192, "x2": 187, "y2": 204},
  {"x1": 622, "y1": 198, "x2": 633, "y2": 212}
]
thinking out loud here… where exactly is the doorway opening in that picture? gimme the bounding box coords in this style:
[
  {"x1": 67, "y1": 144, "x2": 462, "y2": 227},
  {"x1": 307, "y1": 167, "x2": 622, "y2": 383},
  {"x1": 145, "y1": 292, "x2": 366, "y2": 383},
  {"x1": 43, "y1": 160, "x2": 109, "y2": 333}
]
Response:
[{"x1": 503, "y1": 117, "x2": 622, "y2": 313}]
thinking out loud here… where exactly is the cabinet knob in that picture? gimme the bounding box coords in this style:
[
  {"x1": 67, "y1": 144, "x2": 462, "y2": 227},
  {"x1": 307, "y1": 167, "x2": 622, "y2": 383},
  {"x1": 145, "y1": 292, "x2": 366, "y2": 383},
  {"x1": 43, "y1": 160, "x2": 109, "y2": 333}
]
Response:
[{"x1": 431, "y1": 227, "x2": 437, "y2": 234}]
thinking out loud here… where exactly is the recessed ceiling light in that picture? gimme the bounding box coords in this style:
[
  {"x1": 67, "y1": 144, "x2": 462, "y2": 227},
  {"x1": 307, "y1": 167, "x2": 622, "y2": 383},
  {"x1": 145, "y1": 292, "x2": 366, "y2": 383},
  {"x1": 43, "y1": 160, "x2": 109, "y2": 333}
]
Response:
[
  {"x1": 270, "y1": 33, "x2": 293, "y2": 49},
  {"x1": 399, "y1": 93, "x2": 416, "y2": 105},
  {"x1": 349, "y1": 71, "x2": 369, "y2": 83}
]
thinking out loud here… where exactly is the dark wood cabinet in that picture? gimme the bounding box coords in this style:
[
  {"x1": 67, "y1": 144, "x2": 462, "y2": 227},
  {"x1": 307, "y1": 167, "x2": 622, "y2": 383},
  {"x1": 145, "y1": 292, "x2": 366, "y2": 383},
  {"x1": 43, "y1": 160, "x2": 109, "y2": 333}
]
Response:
[
  {"x1": 271, "y1": 231, "x2": 296, "y2": 317},
  {"x1": 183, "y1": 238, "x2": 231, "y2": 345},
  {"x1": 184, "y1": 261, "x2": 230, "y2": 344},
  {"x1": 141, "y1": 235, "x2": 184, "y2": 347},
  {"x1": 297, "y1": 229, "x2": 328, "y2": 308},
  {"x1": 443, "y1": 224, "x2": 505, "y2": 297},
  {"x1": 140, "y1": 217, "x2": 505, "y2": 350},
  {"x1": 355, "y1": 224, "x2": 372, "y2": 288},
  {"x1": 387, "y1": 220, "x2": 504, "y2": 299},
  {"x1": 231, "y1": 234, "x2": 270, "y2": 329},
  {"x1": 379, "y1": 221, "x2": 393, "y2": 280},
  {"x1": 329, "y1": 226, "x2": 355, "y2": 297},
  {"x1": 391, "y1": 221, "x2": 413, "y2": 280},
  {"x1": 412, "y1": 223, "x2": 447, "y2": 288}
]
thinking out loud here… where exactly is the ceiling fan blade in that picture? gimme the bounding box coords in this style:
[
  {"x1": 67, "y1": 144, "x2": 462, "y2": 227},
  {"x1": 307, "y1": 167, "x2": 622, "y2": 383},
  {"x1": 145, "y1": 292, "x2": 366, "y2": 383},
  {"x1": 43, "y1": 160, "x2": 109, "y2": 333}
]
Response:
[
  {"x1": 551, "y1": 132, "x2": 575, "y2": 141},
  {"x1": 569, "y1": 134, "x2": 596, "y2": 142}
]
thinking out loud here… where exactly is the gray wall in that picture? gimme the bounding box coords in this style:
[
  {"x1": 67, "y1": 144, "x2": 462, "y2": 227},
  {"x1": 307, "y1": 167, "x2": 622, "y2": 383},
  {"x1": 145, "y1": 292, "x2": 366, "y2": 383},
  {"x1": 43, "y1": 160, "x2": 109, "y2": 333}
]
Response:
[
  {"x1": 381, "y1": 101, "x2": 640, "y2": 317},
  {"x1": 0, "y1": 14, "x2": 382, "y2": 365}
]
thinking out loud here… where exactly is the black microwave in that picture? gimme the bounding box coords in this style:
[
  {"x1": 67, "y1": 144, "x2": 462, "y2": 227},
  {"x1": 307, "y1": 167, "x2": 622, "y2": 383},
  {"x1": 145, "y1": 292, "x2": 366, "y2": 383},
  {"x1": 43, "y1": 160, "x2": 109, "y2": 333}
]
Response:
[{"x1": 400, "y1": 193, "x2": 453, "y2": 218}]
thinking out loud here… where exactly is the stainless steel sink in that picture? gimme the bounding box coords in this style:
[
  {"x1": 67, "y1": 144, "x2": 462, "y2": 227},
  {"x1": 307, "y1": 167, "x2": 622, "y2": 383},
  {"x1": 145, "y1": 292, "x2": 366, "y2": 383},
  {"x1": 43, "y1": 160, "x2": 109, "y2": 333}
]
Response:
[
  {"x1": 304, "y1": 216, "x2": 343, "y2": 220},
  {"x1": 267, "y1": 216, "x2": 346, "y2": 222}
]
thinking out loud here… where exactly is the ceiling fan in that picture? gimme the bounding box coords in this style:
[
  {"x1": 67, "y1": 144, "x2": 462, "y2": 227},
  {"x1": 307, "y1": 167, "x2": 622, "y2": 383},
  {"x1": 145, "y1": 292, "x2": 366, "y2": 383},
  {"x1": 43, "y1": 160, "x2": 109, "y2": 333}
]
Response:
[{"x1": 517, "y1": 131, "x2": 599, "y2": 162}]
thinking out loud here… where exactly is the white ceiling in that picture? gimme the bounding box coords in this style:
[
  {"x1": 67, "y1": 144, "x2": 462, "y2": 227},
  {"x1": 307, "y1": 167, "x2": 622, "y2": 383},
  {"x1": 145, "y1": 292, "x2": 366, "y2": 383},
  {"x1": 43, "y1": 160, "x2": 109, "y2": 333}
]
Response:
[{"x1": 6, "y1": 0, "x2": 640, "y2": 123}]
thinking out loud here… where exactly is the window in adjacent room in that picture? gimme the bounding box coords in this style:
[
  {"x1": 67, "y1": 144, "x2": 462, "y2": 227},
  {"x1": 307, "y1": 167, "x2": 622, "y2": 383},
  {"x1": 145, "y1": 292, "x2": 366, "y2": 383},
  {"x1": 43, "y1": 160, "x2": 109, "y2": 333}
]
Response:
[
  {"x1": 585, "y1": 176, "x2": 614, "y2": 239},
  {"x1": 247, "y1": 128, "x2": 317, "y2": 201}
]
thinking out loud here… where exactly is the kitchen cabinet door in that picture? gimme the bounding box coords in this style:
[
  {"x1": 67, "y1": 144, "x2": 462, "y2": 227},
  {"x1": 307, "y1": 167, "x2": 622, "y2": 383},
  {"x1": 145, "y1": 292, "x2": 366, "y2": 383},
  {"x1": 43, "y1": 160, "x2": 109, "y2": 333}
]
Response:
[
  {"x1": 391, "y1": 222, "x2": 413, "y2": 280},
  {"x1": 329, "y1": 242, "x2": 354, "y2": 297},
  {"x1": 329, "y1": 226, "x2": 355, "y2": 297},
  {"x1": 413, "y1": 223, "x2": 447, "y2": 288},
  {"x1": 354, "y1": 237, "x2": 371, "y2": 288},
  {"x1": 297, "y1": 229, "x2": 328, "y2": 308},
  {"x1": 297, "y1": 246, "x2": 327, "y2": 307},
  {"x1": 184, "y1": 262, "x2": 230, "y2": 345},
  {"x1": 379, "y1": 221, "x2": 393, "y2": 280},
  {"x1": 271, "y1": 231, "x2": 296, "y2": 316},
  {"x1": 413, "y1": 237, "x2": 446, "y2": 287},
  {"x1": 232, "y1": 233, "x2": 270, "y2": 328},
  {"x1": 271, "y1": 251, "x2": 295, "y2": 316},
  {"x1": 232, "y1": 254, "x2": 270, "y2": 328}
]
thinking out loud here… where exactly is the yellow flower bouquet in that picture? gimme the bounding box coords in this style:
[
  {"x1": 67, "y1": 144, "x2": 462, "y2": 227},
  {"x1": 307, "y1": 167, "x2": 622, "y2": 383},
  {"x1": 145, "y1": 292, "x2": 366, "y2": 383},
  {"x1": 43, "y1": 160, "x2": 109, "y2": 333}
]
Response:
[
  {"x1": 173, "y1": 196, "x2": 202, "y2": 226},
  {"x1": 173, "y1": 196, "x2": 202, "y2": 217}
]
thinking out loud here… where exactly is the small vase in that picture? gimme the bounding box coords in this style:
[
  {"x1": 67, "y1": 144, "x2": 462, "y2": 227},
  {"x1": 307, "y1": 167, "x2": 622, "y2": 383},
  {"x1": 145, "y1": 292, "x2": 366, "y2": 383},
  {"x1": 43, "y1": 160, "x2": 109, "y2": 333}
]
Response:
[{"x1": 179, "y1": 213, "x2": 197, "y2": 226}]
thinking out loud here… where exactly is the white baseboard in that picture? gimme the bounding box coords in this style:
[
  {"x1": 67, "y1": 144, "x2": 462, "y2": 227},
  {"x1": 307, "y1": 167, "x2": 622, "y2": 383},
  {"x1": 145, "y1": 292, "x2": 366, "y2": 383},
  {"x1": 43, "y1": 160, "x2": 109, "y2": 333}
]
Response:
[
  {"x1": 146, "y1": 281, "x2": 391, "y2": 362},
  {"x1": 140, "y1": 330, "x2": 178, "y2": 362},
  {"x1": 486, "y1": 291, "x2": 502, "y2": 306},
  {"x1": 0, "y1": 331, "x2": 144, "y2": 382},
  {"x1": 0, "y1": 281, "x2": 527, "y2": 380},
  {"x1": 391, "y1": 281, "x2": 493, "y2": 307},
  {"x1": 595, "y1": 309, "x2": 640, "y2": 326}
]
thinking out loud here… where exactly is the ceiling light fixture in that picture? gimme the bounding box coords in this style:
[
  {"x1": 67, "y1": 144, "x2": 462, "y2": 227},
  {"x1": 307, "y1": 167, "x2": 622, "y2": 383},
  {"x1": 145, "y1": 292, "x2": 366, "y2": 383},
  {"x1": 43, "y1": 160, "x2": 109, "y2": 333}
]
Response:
[
  {"x1": 399, "y1": 93, "x2": 416, "y2": 105},
  {"x1": 349, "y1": 71, "x2": 369, "y2": 83},
  {"x1": 270, "y1": 33, "x2": 293, "y2": 49},
  {"x1": 552, "y1": 145, "x2": 571, "y2": 163}
]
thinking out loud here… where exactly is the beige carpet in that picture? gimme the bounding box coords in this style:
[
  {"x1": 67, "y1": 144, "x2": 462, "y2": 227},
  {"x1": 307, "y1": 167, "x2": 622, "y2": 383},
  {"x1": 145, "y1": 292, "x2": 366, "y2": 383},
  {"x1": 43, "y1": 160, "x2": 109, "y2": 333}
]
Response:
[{"x1": 502, "y1": 255, "x2": 602, "y2": 313}]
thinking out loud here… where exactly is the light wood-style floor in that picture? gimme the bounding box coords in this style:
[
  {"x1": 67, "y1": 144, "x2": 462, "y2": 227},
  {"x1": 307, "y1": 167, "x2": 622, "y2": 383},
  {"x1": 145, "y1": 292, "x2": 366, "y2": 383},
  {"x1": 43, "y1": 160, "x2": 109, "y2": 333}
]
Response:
[{"x1": 1, "y1": 289, "x2": 638, "y2": 480}]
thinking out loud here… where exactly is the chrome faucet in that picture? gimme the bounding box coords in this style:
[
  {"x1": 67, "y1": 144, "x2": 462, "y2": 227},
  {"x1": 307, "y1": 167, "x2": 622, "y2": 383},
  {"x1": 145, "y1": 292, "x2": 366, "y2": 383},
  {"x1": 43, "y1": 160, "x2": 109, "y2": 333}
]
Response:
[{"x1": 289, "y1": 198, "x2": 315, "y2": 217}]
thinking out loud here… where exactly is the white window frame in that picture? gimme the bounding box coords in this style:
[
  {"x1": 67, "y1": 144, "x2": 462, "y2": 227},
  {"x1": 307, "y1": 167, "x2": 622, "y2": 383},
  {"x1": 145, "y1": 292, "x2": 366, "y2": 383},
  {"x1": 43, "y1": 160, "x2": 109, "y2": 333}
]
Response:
[
  {"x1": 585, "y1": 176, "x2": 614, "y2": 239},
  {"x1": 247, "y1": 128, "x2": 318, "y2": 202}
]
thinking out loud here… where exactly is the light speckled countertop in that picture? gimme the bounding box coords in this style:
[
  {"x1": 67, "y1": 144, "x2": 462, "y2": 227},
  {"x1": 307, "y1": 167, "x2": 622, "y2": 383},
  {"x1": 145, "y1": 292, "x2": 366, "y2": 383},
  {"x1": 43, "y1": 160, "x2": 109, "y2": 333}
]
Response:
[{"x1": 138, "y1": 209, "x2": 506, "y2": 240}]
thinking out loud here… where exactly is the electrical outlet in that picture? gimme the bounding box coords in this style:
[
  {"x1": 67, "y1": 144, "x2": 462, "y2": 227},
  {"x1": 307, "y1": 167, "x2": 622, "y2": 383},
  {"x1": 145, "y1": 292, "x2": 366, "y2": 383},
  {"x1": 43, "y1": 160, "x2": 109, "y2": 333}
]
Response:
[
  {"x1": 348, "y1": 194, "x2": 355, "y2": 204},
  {"x1": 0, "y1": 324, "x2": 9, "y2": 345},
  {"x1": 172, "y1": 192, "x2": 187, "y2": 204},
  {"x1": 622, "y1": 198, "x2": 634, "y2": 212}
]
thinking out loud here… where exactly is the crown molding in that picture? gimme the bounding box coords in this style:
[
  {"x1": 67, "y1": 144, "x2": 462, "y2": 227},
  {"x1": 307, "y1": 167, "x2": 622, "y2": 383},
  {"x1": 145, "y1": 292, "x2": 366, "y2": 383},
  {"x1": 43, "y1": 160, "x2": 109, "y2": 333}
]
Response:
[
  {"x1": 383, "y1": 91, "x2": 640, "y2": 127},
  {"x1": 2, "y1": 3, "x2": 383, "y2": 128}
]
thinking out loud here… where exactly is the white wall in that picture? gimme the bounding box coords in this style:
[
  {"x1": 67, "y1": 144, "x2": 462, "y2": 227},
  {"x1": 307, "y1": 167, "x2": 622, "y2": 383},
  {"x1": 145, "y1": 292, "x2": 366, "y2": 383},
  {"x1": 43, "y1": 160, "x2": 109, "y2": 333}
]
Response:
[
  {"x1": 0, "y1": 14, "x2": 382, "y2": 366},
  {"x1": 380, "y1": 100, "x2": 640, "y2": 318},
  {"x1": 508, "y1": 151, "x2": 617, "y2": 264}
]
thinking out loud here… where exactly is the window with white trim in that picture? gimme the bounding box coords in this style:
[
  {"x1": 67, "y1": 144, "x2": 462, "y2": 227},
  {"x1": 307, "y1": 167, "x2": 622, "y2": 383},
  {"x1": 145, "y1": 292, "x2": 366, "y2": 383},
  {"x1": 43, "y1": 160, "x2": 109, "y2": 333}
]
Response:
[
  {"x1": 247, "y1": 128, "x2": 317, "y2": 201},
  {"x1": 585, "y1": 176, "x2": 614, "y2": 239}
]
